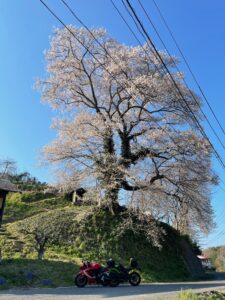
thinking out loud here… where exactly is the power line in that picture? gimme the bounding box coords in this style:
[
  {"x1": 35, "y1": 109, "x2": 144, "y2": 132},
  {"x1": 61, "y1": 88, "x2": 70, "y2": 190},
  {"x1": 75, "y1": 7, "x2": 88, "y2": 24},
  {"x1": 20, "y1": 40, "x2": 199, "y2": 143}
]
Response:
[
  {"x1": 111, "y1": 0, "x2": 209, "y2": 154},
  {"x1": 219, "y1": 178, "x2": 225, "y2": 188},
  {"x1": 204, "y1": 198, "x2": 225, "y2": 244},
  {"x1": 119, "y1": 0, "x2": 225, "y2": 200},
  {"x1": 63, "y1": 0, "x2": 225, "y2": 167},
  {"x1": 112, "y1": 0, "x2": 225, "y2": 197},
  {"x1": 59, "y1": 0, "x2": 225, "y2": 187},
  {"x1": 60, "y1": 0, "x2": 186, "y2": 138},
  {"x1": 40, "y1": 0, "x2": 225, "y2": 183},
  {"x1": 123, "y1": 0, "x2": 225, "y2": 160},
  {"x1": 40, "y1": 0, "x2": 183, "y2": 143},
  {"x1": 66, "y1": 3, "x2": 225, "y2": 192},
  {"x1": 206, "y1": 225, "x2": 225, "y2": 244},
  {"x1": 136, "y1": 0, "x2": 225, "y2": 151},
  {"x1": 151, "y1": 0, "x2": 225, "y2": 136},
  {"x1": 60, "y1": 0, "x2": 215, "y2": 163},
  {"x1": 111, "y1": 0, "x2": 206, "y2": 139},
  {"x1": 120, "y1": 0, "x2": 214, "y2": 146},
  {"x1": 40, "y1": 0, "x2": 225, "y2": 245},
  {"x1": 108, "y1": 0, "x2": 225, "y2": 242},
  {"x1": 41, "y1": 0, "x2": 208, "y2": 210},
  {"x1": 197, "y1": 183, "x2": 225, "y2": 245},
  {"x1": 39, "y1": 0, "x2": 187, "y2": 168},
  {"x1": 39, "y1": 0, "x2": 140, "y2": 111},
  {"x1": 60, "y1": 0, "x2": 134, "y2": 80},
  {"x1": 122, "y1": 0, "x2": 225, "y2": 171}
]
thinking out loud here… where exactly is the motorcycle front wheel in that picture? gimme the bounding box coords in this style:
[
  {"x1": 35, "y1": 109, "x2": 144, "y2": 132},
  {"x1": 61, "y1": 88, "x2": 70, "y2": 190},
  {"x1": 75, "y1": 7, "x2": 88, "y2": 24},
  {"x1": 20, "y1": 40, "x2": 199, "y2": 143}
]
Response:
[
  {"x1": 99, "y1": 273, "x2": 109, "y2": 286},
  {"x1": 128, "y1": 272, "x2": 141, "y2": 286},
  {"x1": 109, "y1": 273, "x2": 120, "y2": 287},
  {"x1": 75, "y1": 274, "x2": 88, "y2": 287}
]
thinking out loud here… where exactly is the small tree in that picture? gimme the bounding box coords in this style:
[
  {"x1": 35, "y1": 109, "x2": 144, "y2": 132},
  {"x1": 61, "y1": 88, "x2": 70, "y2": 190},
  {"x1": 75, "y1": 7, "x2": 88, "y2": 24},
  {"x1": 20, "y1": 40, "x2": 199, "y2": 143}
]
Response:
[
  {"x1": 18, "y1": 210, "x2": 77, "y2": 259},
  {"x1": 19, "y1": 224, "x2": 49, "y2": 260}
]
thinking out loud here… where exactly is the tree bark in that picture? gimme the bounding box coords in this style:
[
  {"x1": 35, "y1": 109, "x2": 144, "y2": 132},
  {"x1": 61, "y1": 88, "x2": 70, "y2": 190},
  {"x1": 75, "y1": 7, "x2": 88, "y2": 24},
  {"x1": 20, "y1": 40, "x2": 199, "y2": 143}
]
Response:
[{"x1": 38, "y1": 249, "x2": 44, "y2": 260}]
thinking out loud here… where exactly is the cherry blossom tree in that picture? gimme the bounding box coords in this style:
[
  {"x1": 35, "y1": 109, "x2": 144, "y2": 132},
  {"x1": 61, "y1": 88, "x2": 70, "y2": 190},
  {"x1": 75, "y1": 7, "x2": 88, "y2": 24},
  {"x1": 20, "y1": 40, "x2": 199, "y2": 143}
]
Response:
[{"x1": 37, "y1": 27, "x2": 216, "y2": 228}]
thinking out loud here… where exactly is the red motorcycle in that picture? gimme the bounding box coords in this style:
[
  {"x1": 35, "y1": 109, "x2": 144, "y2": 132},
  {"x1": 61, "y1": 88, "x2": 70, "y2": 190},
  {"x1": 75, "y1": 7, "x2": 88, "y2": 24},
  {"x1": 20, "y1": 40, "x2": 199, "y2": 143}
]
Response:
[{"x1": 74, "y1": 260, "x2": 119, "y2": 287}]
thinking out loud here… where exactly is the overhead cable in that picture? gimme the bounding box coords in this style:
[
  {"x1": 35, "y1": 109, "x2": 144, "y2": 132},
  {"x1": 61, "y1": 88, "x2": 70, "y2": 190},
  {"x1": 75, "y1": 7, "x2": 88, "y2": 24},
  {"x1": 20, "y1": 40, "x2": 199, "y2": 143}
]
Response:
[
  {"x1": 151, "y1": 0, "x2": 225, "y2": 136},
  {"x1": 123, "y1": 0, "x2": 225, "y2": 171},
  {"x1": 136, "y1": 0, "x2": 225, "y2": 151}
]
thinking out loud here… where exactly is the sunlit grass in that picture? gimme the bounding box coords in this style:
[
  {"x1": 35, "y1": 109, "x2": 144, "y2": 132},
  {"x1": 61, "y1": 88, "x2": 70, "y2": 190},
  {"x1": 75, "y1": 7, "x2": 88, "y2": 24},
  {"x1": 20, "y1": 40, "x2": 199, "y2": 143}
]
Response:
[{"x1": 0, "y1": 258, "x2": 79, "y2": 289}]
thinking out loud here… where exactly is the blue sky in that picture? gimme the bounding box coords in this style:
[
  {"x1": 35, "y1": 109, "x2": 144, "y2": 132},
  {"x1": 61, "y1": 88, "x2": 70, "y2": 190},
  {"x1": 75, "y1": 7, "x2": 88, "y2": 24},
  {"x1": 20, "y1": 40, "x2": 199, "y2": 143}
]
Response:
[{"x1": 1, "y1": 0, "x2": 225, "y2": 248}]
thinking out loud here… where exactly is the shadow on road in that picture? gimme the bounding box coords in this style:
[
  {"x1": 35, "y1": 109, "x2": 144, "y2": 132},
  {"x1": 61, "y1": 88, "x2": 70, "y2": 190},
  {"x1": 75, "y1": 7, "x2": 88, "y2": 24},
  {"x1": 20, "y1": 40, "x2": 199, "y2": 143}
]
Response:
[
  {"x1": 1, "y1": 281, "x2": 225, "y2": 298},
  {"x1": 212, "y1": 272, "x2": 225, "y2": 280}
]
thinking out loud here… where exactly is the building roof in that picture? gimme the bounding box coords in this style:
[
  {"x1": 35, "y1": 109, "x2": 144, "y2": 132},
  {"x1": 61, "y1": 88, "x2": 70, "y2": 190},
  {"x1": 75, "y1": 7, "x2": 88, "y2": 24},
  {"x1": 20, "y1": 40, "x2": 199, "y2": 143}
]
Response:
[
  {"x1": 197, "y1": 255, "x2": 209, "y2": 261},
  {"x1": 0, "y1": 179, "x2": 19, "y2": 192}
]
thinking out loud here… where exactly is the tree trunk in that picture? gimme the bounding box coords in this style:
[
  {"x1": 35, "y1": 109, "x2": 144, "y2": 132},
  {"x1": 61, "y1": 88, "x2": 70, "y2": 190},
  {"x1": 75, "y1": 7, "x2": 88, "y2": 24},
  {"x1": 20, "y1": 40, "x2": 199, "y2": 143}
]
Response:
[
  {"x1": 106, "y1": 187, "x2": 118, "y2": 202},
  {"x1": 38, "y1": 249, "x2": 44, "y2": 260},
  {"x1": 103, "y1": 128, "x2": 114, "y2": 154},
  {"x1": 119, "y1": 130, "x2": 132, "y2": 168},
  {"x1": 102, "y1": 127, "x2": 121, "y2": 211},
  {"x1": 35, "y1": 236, "x2": 48, "y2": 260}
]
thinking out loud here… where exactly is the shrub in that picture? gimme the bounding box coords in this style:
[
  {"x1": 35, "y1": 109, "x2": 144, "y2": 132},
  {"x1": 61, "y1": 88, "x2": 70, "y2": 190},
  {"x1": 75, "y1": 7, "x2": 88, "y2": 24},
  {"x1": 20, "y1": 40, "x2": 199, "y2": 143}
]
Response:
[
  {"x1": 172, "y1": 290, "x2": 199, "y2": 300},
  {"x1": 20, "y1": 192, "x2": 55, "y2": 203}
]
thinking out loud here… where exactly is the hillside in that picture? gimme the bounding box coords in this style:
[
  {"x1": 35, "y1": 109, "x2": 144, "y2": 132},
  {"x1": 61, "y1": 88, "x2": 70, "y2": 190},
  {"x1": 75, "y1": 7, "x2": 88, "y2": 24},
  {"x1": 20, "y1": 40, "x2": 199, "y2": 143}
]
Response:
[{"x1": 0, "y1": 192, "x2": 202, "y2": 288}]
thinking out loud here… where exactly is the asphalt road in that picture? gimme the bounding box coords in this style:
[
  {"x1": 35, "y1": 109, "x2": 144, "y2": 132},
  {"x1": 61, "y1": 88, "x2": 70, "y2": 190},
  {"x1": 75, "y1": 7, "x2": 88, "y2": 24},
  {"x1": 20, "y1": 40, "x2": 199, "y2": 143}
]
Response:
[{"x1": 1, "y1": 280, "x2": 225, "y2": 300}]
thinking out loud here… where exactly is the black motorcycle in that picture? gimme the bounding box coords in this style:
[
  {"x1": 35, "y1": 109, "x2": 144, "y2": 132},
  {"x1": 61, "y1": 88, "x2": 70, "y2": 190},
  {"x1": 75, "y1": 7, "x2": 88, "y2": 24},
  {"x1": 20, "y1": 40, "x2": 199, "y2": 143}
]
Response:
[{"x1": 104, "y1": 258, "x2": 141, "y2": 286}]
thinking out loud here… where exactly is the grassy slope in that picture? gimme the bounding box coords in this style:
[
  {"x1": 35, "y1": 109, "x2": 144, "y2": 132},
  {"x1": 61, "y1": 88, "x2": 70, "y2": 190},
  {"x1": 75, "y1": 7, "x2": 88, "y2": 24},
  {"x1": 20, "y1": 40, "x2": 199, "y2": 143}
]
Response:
[{"x1": 0, "y1": 192, "x2": 191, "y2": 288}]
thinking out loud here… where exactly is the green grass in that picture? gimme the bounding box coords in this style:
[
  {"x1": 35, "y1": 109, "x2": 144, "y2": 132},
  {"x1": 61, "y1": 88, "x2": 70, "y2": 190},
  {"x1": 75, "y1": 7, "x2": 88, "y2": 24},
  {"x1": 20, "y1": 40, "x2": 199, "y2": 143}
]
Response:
[
  {"x1": 170, "y1": 290, "x2": 200, "y2": 300},
  {"x1": 3, "y1": 193, "x2": 69, "y2": 224},
  {"x1": 166, "y1": 290, "x2": 225, "y2": 300},
  {"x1": 0, "y1": 258, "x2": 79, "y2": 289}
]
